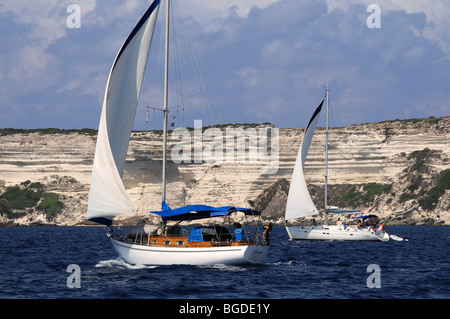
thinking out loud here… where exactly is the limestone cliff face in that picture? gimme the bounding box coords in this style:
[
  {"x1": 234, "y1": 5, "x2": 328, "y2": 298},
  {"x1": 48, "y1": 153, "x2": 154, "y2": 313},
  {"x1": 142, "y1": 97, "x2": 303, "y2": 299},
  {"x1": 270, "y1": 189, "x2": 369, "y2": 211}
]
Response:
[{"x1": 0, "y1": 117, "x2": 448, "y2": 226}]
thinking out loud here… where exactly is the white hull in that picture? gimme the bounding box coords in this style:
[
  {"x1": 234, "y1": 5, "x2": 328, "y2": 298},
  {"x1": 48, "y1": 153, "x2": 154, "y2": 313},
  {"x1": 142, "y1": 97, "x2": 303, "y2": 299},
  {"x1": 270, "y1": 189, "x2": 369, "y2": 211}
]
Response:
[
  {"x1": 285, "y1": 225, "x2": 389, "y2": 241},
  {"x1": 111, "y1": 237, "x2": 269, "y2": 265}
]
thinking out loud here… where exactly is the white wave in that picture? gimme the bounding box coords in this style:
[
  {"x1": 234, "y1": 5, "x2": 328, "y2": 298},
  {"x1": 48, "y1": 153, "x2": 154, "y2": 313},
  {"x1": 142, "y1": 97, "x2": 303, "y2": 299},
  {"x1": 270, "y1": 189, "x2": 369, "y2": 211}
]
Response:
[
  {"x1": 197, "y1": 264, "x2": 248, "y2": 272},
  {"x1": 271, "y1": 260, "x2": 308, "y2": 267},
  {"x1": 95, "y1": 258, "x2": 158, "y2": 270}
]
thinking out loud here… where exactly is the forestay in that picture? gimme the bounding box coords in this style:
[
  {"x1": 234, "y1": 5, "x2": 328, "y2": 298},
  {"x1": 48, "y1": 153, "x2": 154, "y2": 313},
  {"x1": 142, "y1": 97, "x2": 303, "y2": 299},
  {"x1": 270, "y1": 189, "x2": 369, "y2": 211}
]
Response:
[{"x1": 87, "y1": 1, "x2": 161, "y2": 225}]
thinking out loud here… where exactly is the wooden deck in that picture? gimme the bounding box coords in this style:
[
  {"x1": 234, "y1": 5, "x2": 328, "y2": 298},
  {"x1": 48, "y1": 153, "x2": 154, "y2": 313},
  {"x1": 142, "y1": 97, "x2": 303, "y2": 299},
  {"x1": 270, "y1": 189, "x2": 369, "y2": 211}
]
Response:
[{"x1": 127, "y1": 234, "x2": 257, "y2": 248}]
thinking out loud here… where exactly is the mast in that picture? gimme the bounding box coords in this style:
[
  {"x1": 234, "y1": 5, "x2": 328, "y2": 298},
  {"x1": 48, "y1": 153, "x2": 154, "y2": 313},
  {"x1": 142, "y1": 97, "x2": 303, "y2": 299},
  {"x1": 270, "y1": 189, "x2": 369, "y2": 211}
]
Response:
[
  {"x1": 162, "y1": 0, "x2": 170, "y2": 203},
  {"x1": 324, "y1": 88, "x2": 330, "y2": 225}
]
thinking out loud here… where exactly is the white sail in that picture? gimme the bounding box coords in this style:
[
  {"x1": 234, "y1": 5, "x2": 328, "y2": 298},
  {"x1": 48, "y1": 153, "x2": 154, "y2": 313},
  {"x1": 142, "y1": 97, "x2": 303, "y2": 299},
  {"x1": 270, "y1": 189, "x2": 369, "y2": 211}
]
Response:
[
  {"x1": 87, "y1": 1, "x2": 161, "y2": 225},
  {"x1": 285, "y1": 99, "x2": 324, "y2": 220}
]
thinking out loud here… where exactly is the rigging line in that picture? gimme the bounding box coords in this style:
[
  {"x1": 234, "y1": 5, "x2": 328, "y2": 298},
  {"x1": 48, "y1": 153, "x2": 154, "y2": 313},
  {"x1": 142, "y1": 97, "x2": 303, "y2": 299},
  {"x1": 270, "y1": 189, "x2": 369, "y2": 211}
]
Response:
[
  {"x1": 180, "y1": 13, "x2": 217, "y2": 127},
  {"x1": 201, "y1": 59, "x2": 223, "y2": 126},
  {"x1": 326, "y1": 92, "x2": 341, "y2": 179},
  {"x1": 197, "y1": 50, "x2": 221, "y2": 126},
  {"x1": 141, "y1": 3, "x2": 167, "y2": 209},
  {"x1": 170, "y1": 1, "x2": 185, "y2": 126},
  {"x1": 154, "y1": 20, "x2": 166, "y2": 94},
  {"x1": 141, "y1": 5, "x2": 166, "y2": 131},
  {"x1": 193, "y1": 49, "x2": 218, "y2": 126},
  {"x1": 180, "y1": 17, "x2": 210, "y2": 126},
  {"x1": 329, "y1": 95, "x2": 347, "y2": 160}
]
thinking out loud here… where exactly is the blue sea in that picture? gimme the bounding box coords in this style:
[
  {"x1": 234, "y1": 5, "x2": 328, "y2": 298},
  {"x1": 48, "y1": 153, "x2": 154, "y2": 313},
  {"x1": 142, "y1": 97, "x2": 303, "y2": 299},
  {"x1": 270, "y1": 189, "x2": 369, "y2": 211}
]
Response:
[{"x1": 0, "y1": 225, "x2": 448, "y2": 303}]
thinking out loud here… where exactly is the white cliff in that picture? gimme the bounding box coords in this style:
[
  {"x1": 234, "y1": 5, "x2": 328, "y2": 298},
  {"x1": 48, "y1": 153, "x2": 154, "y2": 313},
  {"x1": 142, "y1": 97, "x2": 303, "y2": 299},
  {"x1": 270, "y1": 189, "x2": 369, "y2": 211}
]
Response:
[{"x1": 0, "y1": 117, "x2": 448, "y2": 226}]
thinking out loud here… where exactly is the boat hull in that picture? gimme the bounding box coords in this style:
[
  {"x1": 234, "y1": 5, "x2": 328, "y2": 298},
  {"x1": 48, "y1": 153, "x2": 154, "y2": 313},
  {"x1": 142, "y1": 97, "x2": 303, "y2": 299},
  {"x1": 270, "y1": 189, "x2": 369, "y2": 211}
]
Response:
[
  {"x1": 111, "y1": 237, "x2": 269, "y2": 265},
  {"x1": 285, "y1": 225, "x2": 389, "y2": 241}
]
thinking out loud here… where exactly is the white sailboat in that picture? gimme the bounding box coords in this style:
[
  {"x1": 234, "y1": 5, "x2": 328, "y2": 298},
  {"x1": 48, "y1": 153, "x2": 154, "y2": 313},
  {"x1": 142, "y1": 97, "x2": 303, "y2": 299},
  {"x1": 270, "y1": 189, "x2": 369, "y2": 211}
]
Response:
[
  {"x1": 284, "y1": 89, "x2": 389, "y2": 241},
  {"x1": 86, "y1": 0, "x2": 270, "y2": 265}
]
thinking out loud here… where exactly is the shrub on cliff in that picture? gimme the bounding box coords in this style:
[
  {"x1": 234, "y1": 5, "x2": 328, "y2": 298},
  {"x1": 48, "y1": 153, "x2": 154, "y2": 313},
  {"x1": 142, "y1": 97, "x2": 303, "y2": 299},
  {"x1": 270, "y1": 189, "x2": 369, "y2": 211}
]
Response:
[
  {"x1": 0, "y1": 182, "x2": 64, "y2": 221},
  {"x1": 0, "y1": 186, "x2": 41, "y2": 210},
  {"x1": 37, "y1": 193, "x2": 63, "y2": 220},
  {"x1": 419, "y1": 169, "x2": 450, "y2": 210}
]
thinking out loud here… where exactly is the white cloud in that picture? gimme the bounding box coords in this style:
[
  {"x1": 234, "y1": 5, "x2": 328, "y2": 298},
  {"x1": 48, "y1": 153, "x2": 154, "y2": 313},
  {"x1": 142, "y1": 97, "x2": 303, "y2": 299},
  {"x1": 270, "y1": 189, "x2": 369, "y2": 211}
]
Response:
[
  {"x1": 1, "y1": 0, "x2": 448, "y2": 129},
  {"x1": 0, "y1": 1, "x2": 94, "y2": 47},
  {"x1": 326, "y1": 0, "x2": 450, "y2": 55},
  {"x1": 176, "y1": 0, "x2": 281, "y2": 24},
  {"x1": 9, "y1": 45, "x2": 53, "y2": 82},
  {"x1": 237, "y1": 67, "x2": 262, "y2": 87},
  {"x1": 0, "y1": 1, "x2": 98, "y2": 90}
]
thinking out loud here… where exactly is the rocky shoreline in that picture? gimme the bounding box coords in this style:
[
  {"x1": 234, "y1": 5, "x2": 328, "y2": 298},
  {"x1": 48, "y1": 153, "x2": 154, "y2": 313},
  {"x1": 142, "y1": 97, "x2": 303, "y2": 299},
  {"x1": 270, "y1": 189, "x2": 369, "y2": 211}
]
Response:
[{"x1": 1, "y1": 117, "x2": 449, "y2": 226}]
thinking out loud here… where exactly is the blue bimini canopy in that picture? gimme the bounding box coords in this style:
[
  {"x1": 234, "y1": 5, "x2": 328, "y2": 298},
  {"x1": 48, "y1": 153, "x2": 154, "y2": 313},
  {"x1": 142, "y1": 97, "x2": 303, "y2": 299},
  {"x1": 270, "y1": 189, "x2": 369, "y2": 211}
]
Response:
[{"x1": 150, "y1": 202, "x2": 261, "y2": 221}]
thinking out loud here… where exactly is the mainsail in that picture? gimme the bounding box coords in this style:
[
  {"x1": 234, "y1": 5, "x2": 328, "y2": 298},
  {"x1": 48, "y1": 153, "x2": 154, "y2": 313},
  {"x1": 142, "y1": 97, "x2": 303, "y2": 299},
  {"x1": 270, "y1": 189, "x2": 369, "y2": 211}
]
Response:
[
  {"x1": 285, "y1": 99, "x2": 324, "y2": 220},
  {"x1": 87, "y1": 0, "x2": 161, "y2": 225}
]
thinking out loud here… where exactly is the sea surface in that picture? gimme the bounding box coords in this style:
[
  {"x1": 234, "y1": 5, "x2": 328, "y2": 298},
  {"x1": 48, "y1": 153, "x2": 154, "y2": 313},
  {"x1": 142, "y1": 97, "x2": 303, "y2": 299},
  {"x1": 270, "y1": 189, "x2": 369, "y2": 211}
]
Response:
[{"x1": 0, "y1": 225, "x2": 448, "y2": 300}]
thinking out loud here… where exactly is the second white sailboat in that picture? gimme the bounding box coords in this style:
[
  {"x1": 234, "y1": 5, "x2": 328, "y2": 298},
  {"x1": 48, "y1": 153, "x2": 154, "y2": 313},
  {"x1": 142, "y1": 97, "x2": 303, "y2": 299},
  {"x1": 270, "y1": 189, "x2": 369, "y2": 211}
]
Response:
[{"x1": 284, "y1": 89, "x2": 389, "y2": 241}]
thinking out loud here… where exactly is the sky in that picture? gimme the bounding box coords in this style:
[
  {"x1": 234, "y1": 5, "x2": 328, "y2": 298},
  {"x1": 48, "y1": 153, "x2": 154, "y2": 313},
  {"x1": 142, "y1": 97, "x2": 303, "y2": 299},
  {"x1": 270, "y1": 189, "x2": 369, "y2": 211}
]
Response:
[{"x1": 0, "y1": 0, "x2": 449, "y2": 130}]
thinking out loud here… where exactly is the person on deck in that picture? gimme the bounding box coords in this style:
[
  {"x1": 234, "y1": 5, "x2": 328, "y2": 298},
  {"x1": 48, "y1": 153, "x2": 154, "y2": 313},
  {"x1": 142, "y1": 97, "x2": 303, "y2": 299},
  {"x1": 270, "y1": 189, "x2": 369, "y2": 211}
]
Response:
[{"x1": 263, "y1": 223, "x2": 272, "y2": 245}]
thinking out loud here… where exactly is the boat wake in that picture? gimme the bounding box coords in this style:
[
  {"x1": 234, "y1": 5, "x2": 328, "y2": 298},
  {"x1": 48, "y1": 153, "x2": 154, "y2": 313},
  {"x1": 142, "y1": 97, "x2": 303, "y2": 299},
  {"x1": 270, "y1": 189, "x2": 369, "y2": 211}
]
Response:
[
  {"x1": 271, "y1": 260, "x2": 308, "y2": 267},
  {"x1": 95, "y1": 258, "x2": 159, "y2": 270},
  {"x1": 197, "y1": 264, "x2": 249, "y2": 272}
]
